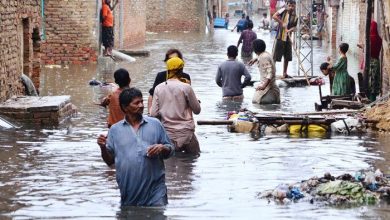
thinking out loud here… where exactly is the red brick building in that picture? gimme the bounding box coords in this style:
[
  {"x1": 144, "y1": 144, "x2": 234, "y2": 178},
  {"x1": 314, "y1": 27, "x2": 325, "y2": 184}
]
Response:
[
  {"x1": 0, "y1": 1, "x2": 41, "y2": 102},
  {"x1": 41, "y1": 0, "x2": 146, "y2": 65},
  {"x1": 146, "y1": 0, "x2": 205, "y2": 32},
  {"x1": 41, "y1": 0, "x2": 98, "y2": 65}
]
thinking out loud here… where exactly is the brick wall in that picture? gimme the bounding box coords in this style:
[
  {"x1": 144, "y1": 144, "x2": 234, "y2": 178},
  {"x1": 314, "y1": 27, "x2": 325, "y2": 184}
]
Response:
[
  {"x1": 114, "y1": 0, "x2": 146, "y2": 48},
  {"x1": 146, "y1": 0, "x2": 205, "y2": 32},
  {"x1": 41, "y1": 0, "x2": 98, "y2": 65},
  {"x1": 42, "y1": 0, "x2": 147, "y2": 63},
  {"x1": 0, "y1": 96, "x2": 76, "y2": 125},
  {"x1": 0, "y1": 1, "x2": 41, "y2": 102}
]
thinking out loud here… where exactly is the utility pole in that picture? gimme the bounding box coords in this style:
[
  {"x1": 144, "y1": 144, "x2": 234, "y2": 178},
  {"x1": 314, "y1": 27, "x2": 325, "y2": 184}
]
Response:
[
  {"x1": 363, "y1": 0, "x2": 372, "y2": 95},
  {"x1": 295, "y1": 0, "x2": 314, "y2": 77}
]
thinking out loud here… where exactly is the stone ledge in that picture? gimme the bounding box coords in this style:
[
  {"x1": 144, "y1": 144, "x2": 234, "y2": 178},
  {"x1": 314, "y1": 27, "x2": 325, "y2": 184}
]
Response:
[{"x1": 0, "y1": 96, "x2": 76, "y2": 126}]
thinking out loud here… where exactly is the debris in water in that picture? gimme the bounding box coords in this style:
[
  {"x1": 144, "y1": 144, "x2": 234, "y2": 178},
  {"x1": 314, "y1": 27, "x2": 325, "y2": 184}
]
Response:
[{"x1": 259, "y1": 169, "x2": 390, "y2": 206}]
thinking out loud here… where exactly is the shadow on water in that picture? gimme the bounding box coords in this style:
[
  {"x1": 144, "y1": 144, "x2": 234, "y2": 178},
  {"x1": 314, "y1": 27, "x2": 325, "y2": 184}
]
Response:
[{"x1": 0, "y1": 18, "x2": 390, "y2": 219}]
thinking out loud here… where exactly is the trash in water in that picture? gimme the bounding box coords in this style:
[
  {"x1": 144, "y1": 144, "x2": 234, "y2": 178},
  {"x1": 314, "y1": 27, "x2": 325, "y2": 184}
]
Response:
[
  {"x1": 259, "y1": 170, "x2": 390, "y2": 206},
  {"x1": 0, "y1": 116, "x2": 18, "y2": 129},
  {"x1": 89, "y1": 78, "x2": 102, "y2": 86}
]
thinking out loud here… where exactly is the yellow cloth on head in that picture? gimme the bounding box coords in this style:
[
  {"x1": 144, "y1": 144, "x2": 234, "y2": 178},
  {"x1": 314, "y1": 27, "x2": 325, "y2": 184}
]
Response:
[
  {"x1": 166, "y1": 57, "x2": 184, "y2": 71},
  {"x1": 166, "y1": 57, "x2": 191, "y2": 84}
]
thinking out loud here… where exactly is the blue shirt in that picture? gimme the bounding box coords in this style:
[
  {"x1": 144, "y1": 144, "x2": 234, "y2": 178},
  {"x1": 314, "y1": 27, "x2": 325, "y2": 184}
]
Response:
[
  {"x1": 106, "y1": 115, "x2": 174, "y2": 206},
  {"x1": 237, "y1": 18, "x2": 247, "y2": 29}
]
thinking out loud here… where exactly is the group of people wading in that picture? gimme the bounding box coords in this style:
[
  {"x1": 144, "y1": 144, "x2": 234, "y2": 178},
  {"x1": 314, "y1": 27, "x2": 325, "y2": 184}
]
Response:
[
  {"x1": 97, "y1": 50, "x2": 201, "y2": 207},
  {"x1": 96, "y1": 0, "x2": 383, "y2": 209},
  {"x1": 231, "y1": 0, "x2": 382, "y2": 101},
  {"x1": 222, "y1": 0, "x2": 299, "y2": 104},
  {"x1": 95, "y1": 41, "x2": 281, "y2": 207}
]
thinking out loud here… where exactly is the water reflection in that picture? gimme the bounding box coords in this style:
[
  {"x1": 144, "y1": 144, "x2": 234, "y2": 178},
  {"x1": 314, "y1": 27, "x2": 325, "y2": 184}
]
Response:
[
  {"x1": 118, "y1": 206, "x2": 167, "y2": 220},
  {"x1": 217, "y1": 100, "x2": 245, "y2": 113},
  {"x1": 165, "y1": 154, "x2": 198, "y2": 201},
  {"x1": 0, "y1": 18, "x2": 388, "y2": 219}
]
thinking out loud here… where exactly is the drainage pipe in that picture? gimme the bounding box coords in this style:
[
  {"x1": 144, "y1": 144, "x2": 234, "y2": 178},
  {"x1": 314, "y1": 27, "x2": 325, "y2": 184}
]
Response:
[{"x1": 41, "y1": 0, "x2": 46, "y2": 40}]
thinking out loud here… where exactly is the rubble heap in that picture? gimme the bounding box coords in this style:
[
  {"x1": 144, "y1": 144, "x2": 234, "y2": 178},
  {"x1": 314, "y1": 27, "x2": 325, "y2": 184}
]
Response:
[{"x1": 365, "y1": 100, "x2": 390, "y2": 131}]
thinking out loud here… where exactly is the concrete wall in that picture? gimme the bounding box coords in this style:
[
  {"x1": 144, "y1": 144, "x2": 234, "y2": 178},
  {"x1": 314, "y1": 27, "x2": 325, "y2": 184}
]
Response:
[
  {"x1": 325, "y1": 5, "x2": 337, "y2": 48},
  {"x1": 0, "y1": 1, "x2": 41, "y2": 102},
  {"x1": 146, "y1": 0, "x2": 205, "y2": 32},
  {"x1": 336, "y1": 0, "x2": 360, "y2": 57},
  {"x1": 114, "y1": 0, "x2": 146, "y2": 48}
]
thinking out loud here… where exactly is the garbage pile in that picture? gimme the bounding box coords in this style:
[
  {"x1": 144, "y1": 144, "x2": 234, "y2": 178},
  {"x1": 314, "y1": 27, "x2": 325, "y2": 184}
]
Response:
[
  {"x1": 227, "y1": 110, "x2": 258, "y2": 133},
  {"x1": 259, "y1": 170, "x2": 390, "y2": 206}
]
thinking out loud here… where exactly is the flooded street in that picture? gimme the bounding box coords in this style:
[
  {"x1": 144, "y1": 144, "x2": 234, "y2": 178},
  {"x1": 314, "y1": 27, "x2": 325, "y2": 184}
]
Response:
[{"x1": 1, "y1": 25, "x2": 390, "y2": 219}]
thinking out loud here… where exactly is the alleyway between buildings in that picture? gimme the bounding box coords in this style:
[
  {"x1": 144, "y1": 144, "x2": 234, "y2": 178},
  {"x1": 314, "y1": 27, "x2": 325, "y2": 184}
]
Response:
[{"x1": 1, "y1": 24, "x2": 390, "y2": 218}]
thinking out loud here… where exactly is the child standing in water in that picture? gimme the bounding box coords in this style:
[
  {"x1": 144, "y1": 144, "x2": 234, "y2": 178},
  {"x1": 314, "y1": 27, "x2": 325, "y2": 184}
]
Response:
[
  {"x1": 224, "y1": 13, "x2": 230, "y2": 29},
  {"x1": 327, "y1": 43, "x2": 353, "y2": 96},
  {"x1": 260, "y1": 13, "x2": 270, "y2": 30}
]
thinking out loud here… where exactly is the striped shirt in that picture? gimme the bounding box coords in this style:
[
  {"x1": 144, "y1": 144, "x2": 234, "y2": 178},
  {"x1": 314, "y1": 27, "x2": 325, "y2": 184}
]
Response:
[{"x1": 276, "y1": 8, "x2": 298, "y2": 42}]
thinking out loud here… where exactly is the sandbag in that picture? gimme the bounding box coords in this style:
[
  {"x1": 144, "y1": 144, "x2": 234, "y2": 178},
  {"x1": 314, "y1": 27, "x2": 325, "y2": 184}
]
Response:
[{"x1": 330, "y1": 117, "x2": 365, "y2": 134}]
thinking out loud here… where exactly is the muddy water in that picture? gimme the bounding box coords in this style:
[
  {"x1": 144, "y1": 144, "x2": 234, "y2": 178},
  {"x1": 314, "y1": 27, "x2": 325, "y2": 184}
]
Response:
[{"x1": 1, "y1": 24, "x2": 390, "y2": 219}]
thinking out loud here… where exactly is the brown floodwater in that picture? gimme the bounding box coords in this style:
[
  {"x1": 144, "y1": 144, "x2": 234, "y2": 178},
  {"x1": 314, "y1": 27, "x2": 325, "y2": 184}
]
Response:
[{"x1": 1, "y1": 17, "x2": 390, "y2": 219}]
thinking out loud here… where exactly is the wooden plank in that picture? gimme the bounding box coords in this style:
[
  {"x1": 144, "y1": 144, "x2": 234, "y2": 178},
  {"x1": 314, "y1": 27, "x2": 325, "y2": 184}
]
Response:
[
  {"x1": 252, "y1": 109, "x2": 361, "y2": 118},
  {"x1": 330, "y1": 100, "x2": 365, "y2": 109},
  {"x1": 197, "y1": 120, "x2": 234, "y2": 125},
  {"x1": 249, "y1": 76, "x2": 315, "y2": 87},
  {"x1": 266, "y1": 120, "x2": 333, "y2": 125},
  {"x1": 197, "y1": 118, "x2": 378, "y2": 126},
  {"x1": 292, "y1": 110, "x2": 361, "y2": 115}
]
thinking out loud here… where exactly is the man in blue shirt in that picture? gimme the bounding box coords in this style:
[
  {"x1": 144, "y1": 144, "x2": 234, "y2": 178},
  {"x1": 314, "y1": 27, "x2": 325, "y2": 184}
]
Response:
[
  {"x1": 97, "y1": 88, "x2": 174, "y2": 206},
  {"x1": 231, "y1": 14, "x2": 248, "y2": 32}
]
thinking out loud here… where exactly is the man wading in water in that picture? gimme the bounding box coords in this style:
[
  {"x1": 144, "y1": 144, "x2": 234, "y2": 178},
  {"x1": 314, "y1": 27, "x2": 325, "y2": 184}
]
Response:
[
  {"x1": 251, "y1": 39, "x2": 280, "y2": 104},
  {"x1": 216, "y1": 45, "x2": 252, "y2": 102},
  {"x1": 97, "y1": 88, "x2": 174, "y2": 206},
  {"x1": 150, "y1": 57, "x2": 201, "y2": 155},
  {"x1": 237, "y1": 21, "x2": 257, "y2": 59}
]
